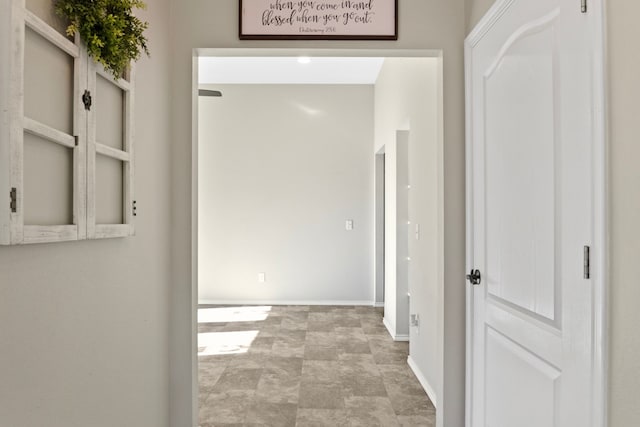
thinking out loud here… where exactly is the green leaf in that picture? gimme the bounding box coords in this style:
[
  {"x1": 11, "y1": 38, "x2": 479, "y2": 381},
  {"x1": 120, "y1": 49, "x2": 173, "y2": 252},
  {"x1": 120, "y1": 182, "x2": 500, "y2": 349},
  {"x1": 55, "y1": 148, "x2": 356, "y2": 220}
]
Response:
[{"x1": 54, "y1": 0, "x2": 150, "y2": 78}]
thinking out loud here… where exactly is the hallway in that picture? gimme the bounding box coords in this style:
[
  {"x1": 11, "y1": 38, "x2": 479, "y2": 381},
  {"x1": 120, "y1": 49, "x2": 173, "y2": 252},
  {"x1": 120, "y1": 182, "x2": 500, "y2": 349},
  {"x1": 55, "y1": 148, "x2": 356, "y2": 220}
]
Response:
[{"x1": 198, "y1": 305, "x2": 435, "y2": 426}]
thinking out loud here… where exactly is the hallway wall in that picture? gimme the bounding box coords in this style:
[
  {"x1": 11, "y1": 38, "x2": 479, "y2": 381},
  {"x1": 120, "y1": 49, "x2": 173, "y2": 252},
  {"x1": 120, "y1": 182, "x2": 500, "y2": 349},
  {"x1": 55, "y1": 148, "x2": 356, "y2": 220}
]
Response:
[
  {"x1": 197, "y1": 84, "x2": 374, "y2": 304},
  {"x1": 374, "y1": 58, "x2": 441, "y2": 404},
  {"x1": 604, "y1": 0, "x2": 640, "y2": 425},
  {"x1": 0, "y1": 1, "x2": 173, "y2": 426}
]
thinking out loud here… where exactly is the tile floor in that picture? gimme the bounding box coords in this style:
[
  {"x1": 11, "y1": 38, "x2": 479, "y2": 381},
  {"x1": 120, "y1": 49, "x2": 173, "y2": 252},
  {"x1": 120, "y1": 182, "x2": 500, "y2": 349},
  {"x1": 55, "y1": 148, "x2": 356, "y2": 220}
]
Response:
[{"x1": 198, "y1": 305, "x2": 435, "y2": 426}]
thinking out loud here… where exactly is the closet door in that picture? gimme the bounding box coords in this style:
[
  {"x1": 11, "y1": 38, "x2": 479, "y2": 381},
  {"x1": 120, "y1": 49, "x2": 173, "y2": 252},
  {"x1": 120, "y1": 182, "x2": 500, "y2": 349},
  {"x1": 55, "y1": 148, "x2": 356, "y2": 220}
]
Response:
[
  {"x1": 86, "y1": 62, "x2": 135, "y2": 239},
  {"x1": 7, "y1": 0, "x2": 86, "y2": 244}
]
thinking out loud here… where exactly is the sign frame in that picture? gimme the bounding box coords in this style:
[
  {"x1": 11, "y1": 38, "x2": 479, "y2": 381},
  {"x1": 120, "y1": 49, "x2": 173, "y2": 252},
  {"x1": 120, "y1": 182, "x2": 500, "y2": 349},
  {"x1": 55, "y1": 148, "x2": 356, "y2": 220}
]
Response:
[{"x1": 239, "y1": 0, "x2": 398, "y2": 40}]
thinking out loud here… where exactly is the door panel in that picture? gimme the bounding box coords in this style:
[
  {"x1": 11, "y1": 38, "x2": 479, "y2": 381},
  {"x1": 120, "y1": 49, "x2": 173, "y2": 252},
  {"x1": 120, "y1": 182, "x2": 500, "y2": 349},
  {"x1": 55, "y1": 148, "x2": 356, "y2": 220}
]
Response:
[
  {"x1": 484, "y1": 15, "x2": 558, "y2": 322},
  {"x1": 466, "y1": 0, "x2": 603, "y2": 426},
  {"x1": 485, "y1": 327, "x2": 560, "y2": 427}
]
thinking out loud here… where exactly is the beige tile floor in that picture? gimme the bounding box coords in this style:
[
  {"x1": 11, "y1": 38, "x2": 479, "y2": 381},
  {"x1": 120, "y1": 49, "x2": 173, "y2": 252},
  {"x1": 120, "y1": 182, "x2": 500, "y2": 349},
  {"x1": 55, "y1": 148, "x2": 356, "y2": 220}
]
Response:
[{"x1": 198, "y1": 305, "x2": 435, "y2": 427}]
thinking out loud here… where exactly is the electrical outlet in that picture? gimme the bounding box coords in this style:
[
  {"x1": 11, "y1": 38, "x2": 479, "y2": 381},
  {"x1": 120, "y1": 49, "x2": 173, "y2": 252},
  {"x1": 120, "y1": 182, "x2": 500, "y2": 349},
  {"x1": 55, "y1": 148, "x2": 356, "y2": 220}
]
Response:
[
  {"x1": 258, "y1": 272, "x2": 266, "y2": 283},
  {"x1": 411, "y1": 313, "x2": 420, "y2": 327},
  {"x1": 345, "y1": 219, "x2": 354, "y2": 231}
]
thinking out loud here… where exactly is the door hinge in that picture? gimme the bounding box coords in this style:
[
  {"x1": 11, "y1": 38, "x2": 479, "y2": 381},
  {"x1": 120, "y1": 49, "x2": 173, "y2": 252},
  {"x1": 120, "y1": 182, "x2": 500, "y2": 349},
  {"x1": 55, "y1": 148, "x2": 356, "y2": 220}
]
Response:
[
  {"x1": 9, "y1": 187, "x2": 17, "y2": 213},
  {"x1": 132, "y1": 200, "x2": 137, "y2": 217},
  {"x1": 583, "y1": 246, "x2": 590, "y2": 279},
  {"x1": 581, "y1": 0, "x2": 587, "y2": 13},
  {"x1": 82, "y1": 90, "x2": 92, "y2": 111}
]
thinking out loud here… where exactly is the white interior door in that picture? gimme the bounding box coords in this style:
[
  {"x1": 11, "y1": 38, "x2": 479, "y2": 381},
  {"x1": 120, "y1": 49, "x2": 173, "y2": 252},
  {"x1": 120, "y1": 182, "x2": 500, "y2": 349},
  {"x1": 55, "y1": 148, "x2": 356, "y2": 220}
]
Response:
[{"x1": 465, "y1": 0, "x2": 605, "y2": 426}]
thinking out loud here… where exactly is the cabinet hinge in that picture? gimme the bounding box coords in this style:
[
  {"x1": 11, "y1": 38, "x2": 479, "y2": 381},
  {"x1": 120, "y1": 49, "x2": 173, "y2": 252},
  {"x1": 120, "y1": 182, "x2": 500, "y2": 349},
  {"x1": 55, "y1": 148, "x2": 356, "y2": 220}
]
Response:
[
  {"x1": 9, "y1": 187, "x2": 17, "y2": 213},
  {"x1": 82, "y1": 90, "x2": 92, "y2": 111},
  {"x1": 581, "y1": 0, "x2": 587, "y2": 13},
  {"x1": 132, "y1": 200, "x2": 137, "y2": 217},
  {"x1": 583, "y1": 245, "x2": 590, "y2": 279}
]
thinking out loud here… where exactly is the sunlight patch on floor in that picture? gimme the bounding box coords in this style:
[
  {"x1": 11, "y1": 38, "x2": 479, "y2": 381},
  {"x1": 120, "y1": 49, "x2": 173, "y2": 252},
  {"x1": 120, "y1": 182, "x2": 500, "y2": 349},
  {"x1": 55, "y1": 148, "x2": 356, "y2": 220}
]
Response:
[
  {"x1": 198, "y1": 306, "x2": 273, "y2": 323},
  {"x1": 197, "y1": 330, "x2": 259, "y2": 356}
]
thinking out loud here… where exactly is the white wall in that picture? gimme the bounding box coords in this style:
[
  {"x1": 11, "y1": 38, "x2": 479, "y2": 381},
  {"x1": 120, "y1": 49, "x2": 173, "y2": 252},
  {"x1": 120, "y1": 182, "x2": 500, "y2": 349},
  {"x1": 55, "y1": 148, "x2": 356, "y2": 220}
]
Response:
[
  {"x1": 197, "y1": 84, "x2": 374, "y2": 304},
  {"x1": 170, "y1": 1, "x2": 467, "y2": 426},
  {"x1": 0, "y1": 0, "x2": 173, "y2": 426},
  {"x1": 374, "y1": 58, "x2": 441, "y2": 403}
]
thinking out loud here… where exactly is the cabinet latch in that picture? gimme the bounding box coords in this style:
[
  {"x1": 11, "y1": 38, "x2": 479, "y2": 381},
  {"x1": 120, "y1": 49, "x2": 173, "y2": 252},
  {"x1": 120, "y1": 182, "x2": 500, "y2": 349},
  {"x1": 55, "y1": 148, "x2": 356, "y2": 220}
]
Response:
[{"x1": 82, "y1": 90, "x2": 92, "y2": 111}]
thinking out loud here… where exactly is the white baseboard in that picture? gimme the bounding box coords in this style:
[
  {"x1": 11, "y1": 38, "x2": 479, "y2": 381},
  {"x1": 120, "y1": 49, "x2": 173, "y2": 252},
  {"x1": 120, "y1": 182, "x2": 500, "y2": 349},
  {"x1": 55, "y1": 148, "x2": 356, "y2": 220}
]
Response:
[
  {"x1": 383, "y1": 316, "x2": 395, "y2": 336},
  {"x1": 382, "y1": 317, "x2": 410, "y2": 342},
  {"x1": 198, "y1": 299, "x2": 374, "y2": 306},
  {"x1": 407, "y1": 355, "x2": 438, "y2": 409},
  {"x1": 373, "y1": 301, "x2": 385, "y2": 308}
]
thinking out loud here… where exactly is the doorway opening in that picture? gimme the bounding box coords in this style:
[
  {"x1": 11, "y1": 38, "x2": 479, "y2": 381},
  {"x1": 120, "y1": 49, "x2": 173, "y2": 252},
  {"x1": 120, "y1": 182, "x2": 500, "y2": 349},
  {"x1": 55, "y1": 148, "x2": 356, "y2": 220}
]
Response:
[{"x1": 191, "y1": 49, "x2": 445, "y2": 426}]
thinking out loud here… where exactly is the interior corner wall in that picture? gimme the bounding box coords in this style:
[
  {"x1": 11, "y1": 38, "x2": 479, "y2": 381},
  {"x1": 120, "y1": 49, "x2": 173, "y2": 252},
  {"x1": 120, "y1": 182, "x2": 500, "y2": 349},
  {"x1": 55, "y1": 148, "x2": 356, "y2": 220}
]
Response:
[
  {"x1": 0, "y1": 0, "x2": 173, "y2": 426},
  {"x1": 170, "y1": 1, "x2": 467, "y2": 426},
  {"x1": 374, "y1": 58, "x2": 441, "y2": 403},
  {"x1": 197, "y1": 84, "x2": 374, "y2": 304}
]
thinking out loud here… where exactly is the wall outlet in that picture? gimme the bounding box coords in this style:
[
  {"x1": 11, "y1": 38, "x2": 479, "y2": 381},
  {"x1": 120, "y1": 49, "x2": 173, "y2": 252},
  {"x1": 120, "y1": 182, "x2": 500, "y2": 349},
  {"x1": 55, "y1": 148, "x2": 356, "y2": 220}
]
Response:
[
  {"x1": 345, "y1": 219, "x2": 354, "y2": 231},
  {"x1": 258, "y1": 272, "x2": 266, "y2": 283},
  {"x1": 410, "y1": 313, "x2": 420, "y2": 327}
]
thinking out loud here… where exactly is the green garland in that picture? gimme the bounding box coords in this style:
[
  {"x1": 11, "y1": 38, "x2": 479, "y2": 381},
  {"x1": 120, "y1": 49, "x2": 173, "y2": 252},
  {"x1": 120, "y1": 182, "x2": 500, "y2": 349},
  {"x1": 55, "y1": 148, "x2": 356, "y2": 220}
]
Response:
[{"x1": 55, "y1": 0, "x2": 149, "y2": 78}]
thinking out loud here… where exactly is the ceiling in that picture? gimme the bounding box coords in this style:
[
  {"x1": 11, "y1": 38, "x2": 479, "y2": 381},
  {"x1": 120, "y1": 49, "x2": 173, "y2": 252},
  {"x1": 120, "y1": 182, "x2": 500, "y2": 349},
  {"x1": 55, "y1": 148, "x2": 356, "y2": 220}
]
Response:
[{"x1": 198, "y1": 57, "x2": 385, "y2": 85}]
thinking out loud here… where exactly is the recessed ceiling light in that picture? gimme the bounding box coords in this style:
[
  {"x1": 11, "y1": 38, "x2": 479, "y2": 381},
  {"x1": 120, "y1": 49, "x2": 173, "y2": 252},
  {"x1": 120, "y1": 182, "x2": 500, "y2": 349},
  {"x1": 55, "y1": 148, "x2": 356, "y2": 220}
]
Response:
[{"x1": 297, "y1": 56, "x2": 311, "y2": 64}]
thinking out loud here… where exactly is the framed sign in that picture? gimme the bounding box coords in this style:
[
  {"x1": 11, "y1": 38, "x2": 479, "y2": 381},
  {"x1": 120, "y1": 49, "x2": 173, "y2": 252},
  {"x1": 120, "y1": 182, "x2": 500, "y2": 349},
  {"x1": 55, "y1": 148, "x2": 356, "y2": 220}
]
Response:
[{"x1": 239, "y1": 0, "x2": 398, "y2": 40}]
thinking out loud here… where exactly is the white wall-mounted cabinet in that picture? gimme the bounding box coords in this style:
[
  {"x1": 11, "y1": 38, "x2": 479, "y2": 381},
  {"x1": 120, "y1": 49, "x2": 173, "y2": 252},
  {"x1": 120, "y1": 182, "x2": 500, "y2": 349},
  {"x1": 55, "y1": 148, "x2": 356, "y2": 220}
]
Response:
[{"x1": 0, "y1": 0, "x2": 135, "y2": 245}]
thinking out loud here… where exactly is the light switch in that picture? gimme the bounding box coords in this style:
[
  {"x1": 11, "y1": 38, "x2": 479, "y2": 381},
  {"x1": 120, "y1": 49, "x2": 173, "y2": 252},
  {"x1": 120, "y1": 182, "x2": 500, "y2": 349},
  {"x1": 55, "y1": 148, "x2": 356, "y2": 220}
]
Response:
[
  {"x1": 346, "y1": 220, "x2": 354, "y2": 231},
  {"x1": 258, "y1": 272, "x2": 266, "y2": 283}
]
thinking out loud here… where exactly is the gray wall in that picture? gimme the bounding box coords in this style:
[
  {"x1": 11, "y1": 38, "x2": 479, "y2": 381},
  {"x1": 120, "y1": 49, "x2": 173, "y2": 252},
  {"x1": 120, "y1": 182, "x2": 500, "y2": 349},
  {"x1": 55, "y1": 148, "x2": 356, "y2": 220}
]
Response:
[
  {"x1": 606, "y1": 1, "x2": 640, "y2": 425},
  {"x1": 197, "y1": 84, "x2": 374, "y2": 304},
  {"x1": 170, "y1": 1, "x2": 467, "y2": 426},
  {"x1": 465, "y1": 0, "x2": 640, "y2": 425},
  {"x1": 375, "y1": 57, "x2": 441, "y2": 403},
  {"x1": 0, "y1": 1, "x2": 173, "y2": 426}
]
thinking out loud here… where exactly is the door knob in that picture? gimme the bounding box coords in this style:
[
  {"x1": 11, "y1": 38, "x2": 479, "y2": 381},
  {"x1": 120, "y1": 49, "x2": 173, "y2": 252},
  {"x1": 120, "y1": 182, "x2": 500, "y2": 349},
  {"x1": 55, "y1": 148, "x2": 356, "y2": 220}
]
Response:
[{"x1": 466, "y1": 269, "x2": 481, "y2": 286}]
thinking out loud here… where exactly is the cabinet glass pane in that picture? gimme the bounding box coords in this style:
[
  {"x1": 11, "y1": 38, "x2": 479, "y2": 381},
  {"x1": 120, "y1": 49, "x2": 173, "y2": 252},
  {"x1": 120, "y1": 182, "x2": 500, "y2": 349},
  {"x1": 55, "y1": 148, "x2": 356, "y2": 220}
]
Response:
[
  {"x1": 96, "y1": 154, "x2": 124, "y2": 224},
  {"x1": 96, "y1": 75, "x2": 124, "y2": 150},
  {"x1": 24, "y1": 27, "x2": 74, "y2": 135},
  {"x1": 23, "y1": 133, "x2": 74, "y2": 226}
]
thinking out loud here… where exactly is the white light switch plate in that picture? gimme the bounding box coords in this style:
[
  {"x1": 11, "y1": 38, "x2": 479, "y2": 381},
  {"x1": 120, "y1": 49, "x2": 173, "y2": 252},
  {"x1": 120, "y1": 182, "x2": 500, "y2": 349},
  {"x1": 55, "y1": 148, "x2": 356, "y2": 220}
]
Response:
[{"x1": 258, "y1": 272, "x2": 266, "y2": 283}]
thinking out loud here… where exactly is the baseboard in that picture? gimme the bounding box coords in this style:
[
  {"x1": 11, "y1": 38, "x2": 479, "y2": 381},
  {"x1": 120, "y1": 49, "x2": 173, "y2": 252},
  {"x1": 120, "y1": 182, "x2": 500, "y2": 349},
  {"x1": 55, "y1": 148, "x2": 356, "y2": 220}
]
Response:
[
  {"x1": 373, "y1": 301, "x2": 385, "y2": 308},
  {"x1": 382, "y1": 317, "x2": 410, "y2": 342},
  {"x1": 383, "y1": 316, "x2": 395, "y2": 337},
  {"x1": 198, "y1": 299, "x2": 374, "y2": 306},
  {"x1": 407, "y1": 355, "x2": 438, "y2": 409}
]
